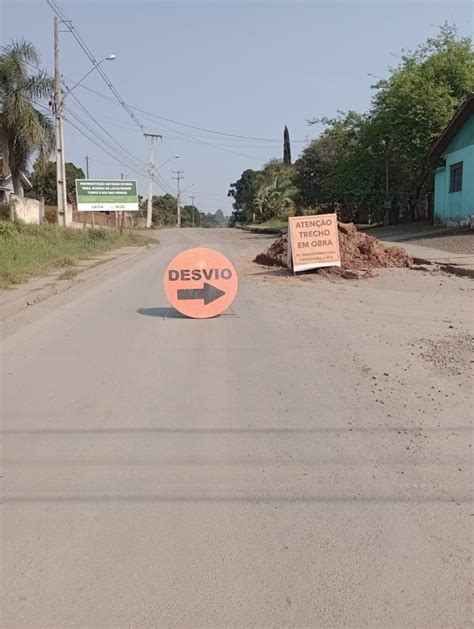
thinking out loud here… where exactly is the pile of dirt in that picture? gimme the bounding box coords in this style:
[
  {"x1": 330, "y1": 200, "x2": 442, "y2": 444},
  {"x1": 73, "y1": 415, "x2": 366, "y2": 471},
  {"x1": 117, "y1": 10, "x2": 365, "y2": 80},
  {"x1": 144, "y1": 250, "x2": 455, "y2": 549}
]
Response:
[{"x1": 254, "y1": 222, "x2": 412, "y2": 278}]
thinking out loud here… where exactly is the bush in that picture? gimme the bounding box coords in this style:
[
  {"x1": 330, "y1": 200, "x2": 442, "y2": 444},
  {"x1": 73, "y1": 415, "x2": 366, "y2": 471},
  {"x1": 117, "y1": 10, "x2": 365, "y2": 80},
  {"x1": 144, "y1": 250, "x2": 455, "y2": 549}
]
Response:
[
  {"x1": 0, "y1": 220, "x2": 18, "y2": 240},
  {"x1": 86, "y1": 228, "x2": 109, "y2": 242},
  {"x1": 0, "y1": 202, "x2": 11, "y2": 220}
]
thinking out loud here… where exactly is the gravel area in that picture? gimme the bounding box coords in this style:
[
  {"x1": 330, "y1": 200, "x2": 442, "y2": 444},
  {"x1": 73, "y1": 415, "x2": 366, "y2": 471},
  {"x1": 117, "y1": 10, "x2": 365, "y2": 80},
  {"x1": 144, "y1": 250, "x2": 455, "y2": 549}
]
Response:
[{"x1": 408, "y1": 231, "x2": 473, "y2": 254}]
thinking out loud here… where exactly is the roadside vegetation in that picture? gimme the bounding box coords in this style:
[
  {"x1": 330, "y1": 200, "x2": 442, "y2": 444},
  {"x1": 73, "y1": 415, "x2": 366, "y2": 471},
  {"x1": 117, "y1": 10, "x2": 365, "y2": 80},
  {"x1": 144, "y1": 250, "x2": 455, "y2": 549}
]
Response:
[
  {"x1": 0, "y1": 221, "x2": 149, "y2": 289},
  {"x1": 229, "y1": 25, "x2": 474, "y2": 226}
]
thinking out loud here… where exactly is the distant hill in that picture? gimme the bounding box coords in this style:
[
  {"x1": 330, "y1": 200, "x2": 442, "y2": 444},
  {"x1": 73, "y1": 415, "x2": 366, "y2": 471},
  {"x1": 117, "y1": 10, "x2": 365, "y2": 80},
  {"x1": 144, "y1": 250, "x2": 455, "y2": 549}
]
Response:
[{"x1": 213, "y1": 209, "x2": 227, "y2": 226}]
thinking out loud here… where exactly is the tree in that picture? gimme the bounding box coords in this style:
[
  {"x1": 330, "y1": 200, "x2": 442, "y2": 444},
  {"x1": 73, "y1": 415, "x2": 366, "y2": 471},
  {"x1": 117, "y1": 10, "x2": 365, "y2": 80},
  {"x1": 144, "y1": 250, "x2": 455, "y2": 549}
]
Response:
[
  {"x1": 228, "y1": 169, "x2": 265, "y2": 223},
  {"x1": 302, "y1": 25, "x2": 474, "y2": 221},
  {"x1": 255, "y1": 176, "x2": 294, "y2": 222},
  {"x1": 150, "y1": 193, "x2": 178, "y2": 226},
  {"x1": 27, "y1": 160, "x2": 85, "y2": 205},
  {"x1": 0, "y1": 40, "x2": 54, "y2": 196},
  {"x1": 181, "y1": 204, "x2": 199, "y2": 227},
  {"x1": 369, "y1": 24, "x2": 474, "y2": 219},
  {"x1": 283, "y1": 125, "x2": 291, "y2": 165},
  {"x1": 229, "y1": 159, "x2": 297, "y2": 224}
]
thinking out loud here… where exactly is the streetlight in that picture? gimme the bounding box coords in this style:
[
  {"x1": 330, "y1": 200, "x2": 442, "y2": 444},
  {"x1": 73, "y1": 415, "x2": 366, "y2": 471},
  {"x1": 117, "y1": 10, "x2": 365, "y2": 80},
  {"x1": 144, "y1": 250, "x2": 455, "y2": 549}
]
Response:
[
  {"x1": 158, "y1": 155, "x2": 179, "y2": 170},
  {"x1": 181, "y1": 183, "x2": 194, "y2": 195},
  {"x1": 54, "y1": 49, "x2": 116, "y2": 226},
  {"x1": 63, "y1": 55, "x2": 116, "y2": 97}
]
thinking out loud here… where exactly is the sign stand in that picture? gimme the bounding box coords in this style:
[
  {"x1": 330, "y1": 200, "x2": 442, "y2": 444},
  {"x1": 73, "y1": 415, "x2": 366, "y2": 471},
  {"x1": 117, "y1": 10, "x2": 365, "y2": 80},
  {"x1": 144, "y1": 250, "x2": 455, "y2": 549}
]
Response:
[
  {"x1": 162, "y1": 305, "x2": 238, "y2": 321},
  {"x1": 163, "y1": 248, "x2": 239, "y2": 319},
  {"x1": 288, "y1": 213, "x2": 341, "y2": 273}
]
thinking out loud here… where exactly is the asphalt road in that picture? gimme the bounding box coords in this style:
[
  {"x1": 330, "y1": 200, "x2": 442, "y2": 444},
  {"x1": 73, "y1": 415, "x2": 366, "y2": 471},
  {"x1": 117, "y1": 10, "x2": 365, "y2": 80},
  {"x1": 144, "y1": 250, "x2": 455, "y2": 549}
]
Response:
[{"x1": 1, "y1": 228, "x2": 472, "y2": 627}]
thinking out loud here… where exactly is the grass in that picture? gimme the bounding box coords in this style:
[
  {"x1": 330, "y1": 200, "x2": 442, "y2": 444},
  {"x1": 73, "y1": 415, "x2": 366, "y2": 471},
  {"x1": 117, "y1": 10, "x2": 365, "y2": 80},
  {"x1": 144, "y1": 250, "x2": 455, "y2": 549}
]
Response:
[
  {"x1": 0, "y1": 221, "x2": 151, "y2": 289},
  {"x1": 249, "y1": 218, "x2": 289, "y2": 231}
]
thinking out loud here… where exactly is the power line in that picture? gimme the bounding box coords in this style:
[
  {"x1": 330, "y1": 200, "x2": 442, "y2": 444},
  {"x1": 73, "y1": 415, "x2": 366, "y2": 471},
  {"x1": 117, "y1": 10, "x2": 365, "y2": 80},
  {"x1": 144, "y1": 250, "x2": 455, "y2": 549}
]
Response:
[
  {"x1": 64, "y1": 90, "x2": 149, "y2": 171},
  {"x1": 72, "y1": 83, "x2": 309, "y2": 144},
  {"x1": 25, "y1": 57, "x2": 308, "y2": 150},
  {"x1": 31, "y1": 97, "x2": 172, "y2": 194},
  {"x1": 47, "y1": 0, "x2": 146, "y2": 134},
  {"x1": 63, "y1": 105, "x2": 143, "y2": 169},
  {"x1": 65, "y1": 109, "x2": 172, "y2": 193}
]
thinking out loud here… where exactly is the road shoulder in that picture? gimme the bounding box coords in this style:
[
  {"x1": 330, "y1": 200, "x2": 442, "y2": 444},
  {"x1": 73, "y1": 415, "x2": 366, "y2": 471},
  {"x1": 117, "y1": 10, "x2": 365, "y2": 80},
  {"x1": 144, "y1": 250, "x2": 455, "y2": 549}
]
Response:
[{"x1": 0, "y1": 242, "x2": 157, "y2": 322}]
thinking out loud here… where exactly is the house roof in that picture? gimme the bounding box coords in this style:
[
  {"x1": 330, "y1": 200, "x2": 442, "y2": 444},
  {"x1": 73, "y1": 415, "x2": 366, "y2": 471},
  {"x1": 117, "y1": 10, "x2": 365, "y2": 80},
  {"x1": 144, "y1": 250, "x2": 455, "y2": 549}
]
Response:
[
  {"x1": 429, "y1": 94, "x2": 474, "y2": 158},
  {"x1": 0, "y1": 154, "x2": 32, "y2": 190}
]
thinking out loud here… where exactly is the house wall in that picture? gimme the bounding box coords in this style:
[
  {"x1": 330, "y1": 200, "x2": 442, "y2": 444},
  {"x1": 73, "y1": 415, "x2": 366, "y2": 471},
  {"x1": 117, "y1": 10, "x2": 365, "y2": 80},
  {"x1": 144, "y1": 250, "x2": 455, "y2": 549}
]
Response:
[
  {"x1": 434, "y1": 114, "x2": 474, "y2": 225},
  {"x1": 434, "y1": 167, "x2": 446, "y2": 223},
  {"x1": 11, "y1": 197, "x2": 41, "y2": 224}
]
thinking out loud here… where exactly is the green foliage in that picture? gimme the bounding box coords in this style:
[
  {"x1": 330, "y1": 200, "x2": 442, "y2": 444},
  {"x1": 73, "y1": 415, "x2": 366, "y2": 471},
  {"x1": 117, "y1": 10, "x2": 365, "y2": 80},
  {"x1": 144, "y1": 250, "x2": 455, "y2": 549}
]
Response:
[
  {"x1": 147, "y1": 194, "x2": 226, "y2": 228},
  {"x1": 181, "y1": 206, "x2": 226, "y2": 228},
  {"x1": 0, "y1": 219, "x2": 18, "y2": 240},
  {"x1": 180, "y1": 204, "x2": 200, "y2": 227},
  {"x1": 0, "y1": 220, "x2": 147, "y2": 288},
  {"x1": 229, "y1": 161, "x2": 296, "y2": 224},
  {"x1": 151, "y1": 193, "x2": 178, "y2": 226},
  {"x1": 228, "y1": 169, "x2": 265, "y2": 224},
  {"x1": 27, "y1": 161, "x2": 85, "y2": 205},
  {"x1": 299, "y1": 24, "x2": 474, "y2": 221},
  {"x1": 0, "y1": 40, "x2": 54, "y2": 195},
  {"x1": 283, "y1": 125, "x2": 291, "y2": 165},
  {"x1": 229, "y1": 25, "x2": 473, "y2": 225},
  {"x1": 369, "y1": 24, "x2": 474, "y2": 217},
  {"x1": 255, "y1": 176, "x2": 294, "y2": 222}
]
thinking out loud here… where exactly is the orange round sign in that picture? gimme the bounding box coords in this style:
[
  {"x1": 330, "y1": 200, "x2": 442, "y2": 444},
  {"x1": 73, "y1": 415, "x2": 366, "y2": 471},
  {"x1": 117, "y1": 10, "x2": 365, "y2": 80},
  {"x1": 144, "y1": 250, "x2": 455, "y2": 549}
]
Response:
[{"x1": 163, "y1": 248, "x2": 238, "y2": 318}]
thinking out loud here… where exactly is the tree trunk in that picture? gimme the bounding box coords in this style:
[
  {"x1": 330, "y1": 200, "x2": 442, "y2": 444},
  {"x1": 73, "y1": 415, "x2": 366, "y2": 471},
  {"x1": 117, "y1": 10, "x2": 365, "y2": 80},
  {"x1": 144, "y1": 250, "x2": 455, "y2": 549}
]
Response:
[{"x1": 12, "y1": 174, "x2": 24, "y2": 198}]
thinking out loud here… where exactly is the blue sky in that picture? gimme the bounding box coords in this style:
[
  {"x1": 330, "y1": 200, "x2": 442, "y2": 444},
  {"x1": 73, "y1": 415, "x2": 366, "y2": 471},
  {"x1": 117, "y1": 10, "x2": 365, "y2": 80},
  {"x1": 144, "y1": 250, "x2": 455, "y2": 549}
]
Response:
[{"x1": 2, "y1": 1, "x2": 472, "y2": 214}]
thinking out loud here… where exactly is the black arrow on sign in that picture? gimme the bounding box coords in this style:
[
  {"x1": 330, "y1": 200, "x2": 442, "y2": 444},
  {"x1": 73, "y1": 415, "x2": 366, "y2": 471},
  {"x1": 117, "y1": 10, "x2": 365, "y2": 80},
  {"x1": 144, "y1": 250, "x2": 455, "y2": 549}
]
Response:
[{"x1": 177, "y1": 282, "x2": 226, "y2": 305}]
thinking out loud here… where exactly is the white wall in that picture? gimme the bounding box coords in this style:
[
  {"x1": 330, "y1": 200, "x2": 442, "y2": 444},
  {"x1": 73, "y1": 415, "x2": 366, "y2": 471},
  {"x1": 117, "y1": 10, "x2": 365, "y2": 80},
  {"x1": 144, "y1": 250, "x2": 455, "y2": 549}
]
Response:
[{"x1": 11, "y1": 196, "x2": 41, "y2": 224}]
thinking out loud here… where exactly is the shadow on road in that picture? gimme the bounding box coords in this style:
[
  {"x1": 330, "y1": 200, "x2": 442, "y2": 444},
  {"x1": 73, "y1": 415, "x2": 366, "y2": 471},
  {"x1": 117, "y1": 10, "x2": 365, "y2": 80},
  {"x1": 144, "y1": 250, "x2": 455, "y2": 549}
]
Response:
[
  {"x1": 137, "y1": 307, "x2": 190, "y2": 319},
  {"x1": 137, "y1": 307, "x2": 237, "y2": 319}
]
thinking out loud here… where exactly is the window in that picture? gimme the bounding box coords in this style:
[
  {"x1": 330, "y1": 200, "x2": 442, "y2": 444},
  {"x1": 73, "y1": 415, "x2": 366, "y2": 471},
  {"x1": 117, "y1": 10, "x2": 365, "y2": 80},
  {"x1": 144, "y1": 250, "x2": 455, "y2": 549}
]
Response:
[{"x1": 449, "y1": 162, "x2": 463, "y2": 193}]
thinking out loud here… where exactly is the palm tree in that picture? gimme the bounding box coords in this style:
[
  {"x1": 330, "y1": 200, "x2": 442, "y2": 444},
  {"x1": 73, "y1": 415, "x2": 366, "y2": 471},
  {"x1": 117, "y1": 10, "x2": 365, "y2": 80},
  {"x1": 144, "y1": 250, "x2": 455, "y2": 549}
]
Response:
[
  {"x1": 0, "y1": 40, "x2": 54, "y2": 196},
  {"x1": 255, "y1": 176, "x2": 294, "y2": 222}
]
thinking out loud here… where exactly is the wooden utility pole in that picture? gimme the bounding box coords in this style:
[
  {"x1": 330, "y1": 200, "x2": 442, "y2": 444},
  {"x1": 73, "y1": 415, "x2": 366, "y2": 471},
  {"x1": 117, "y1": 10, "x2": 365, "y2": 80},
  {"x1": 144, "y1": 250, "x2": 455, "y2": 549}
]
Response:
[
  {"x1": 173, "y1": 171, "x2": 184, "y2": 227},
  {"x1": 144, "y1": 133, "x2": 161, "y2": 228},
  {"x1": 54, "y1": 16, "x2": 67, "y2": 227},
  {"x1": 190, "y1": 195, "x2": 196, "y2": 228}
]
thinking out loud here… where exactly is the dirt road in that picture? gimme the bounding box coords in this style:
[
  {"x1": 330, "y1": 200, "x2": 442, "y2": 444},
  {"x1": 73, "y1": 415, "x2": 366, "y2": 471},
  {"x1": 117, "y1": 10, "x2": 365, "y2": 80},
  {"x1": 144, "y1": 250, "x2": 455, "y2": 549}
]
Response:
[{"x1": 1, "y1": 228, "x2": 472, "y2": 627}]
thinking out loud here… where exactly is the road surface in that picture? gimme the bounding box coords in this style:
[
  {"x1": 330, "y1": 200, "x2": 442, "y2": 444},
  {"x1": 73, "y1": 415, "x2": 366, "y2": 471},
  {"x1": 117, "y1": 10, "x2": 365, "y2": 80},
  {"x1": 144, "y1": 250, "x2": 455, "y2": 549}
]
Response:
[{"x1": 1, "y1": 228, "x2": 472, "y2": 627}]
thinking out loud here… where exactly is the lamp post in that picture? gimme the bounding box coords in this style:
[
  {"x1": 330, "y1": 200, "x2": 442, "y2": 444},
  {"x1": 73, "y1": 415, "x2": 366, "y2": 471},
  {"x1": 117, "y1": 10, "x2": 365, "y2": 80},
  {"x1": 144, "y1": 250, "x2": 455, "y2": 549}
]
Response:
[
  {"x1": 157, "y1": 155, "x2": 179, "y2": 170},
  {"x1": 53, "y1": 19, "x2": 116, "y2": 226},
  {"x1": 382, "y1": 135, "x2": 391, "y2": 226},
  {"x1": 62, "y1": 55, "x2": 116, "y2": 98},
  {"x1": 179, "y1": 184, "x2": 194, "y2": 227}
]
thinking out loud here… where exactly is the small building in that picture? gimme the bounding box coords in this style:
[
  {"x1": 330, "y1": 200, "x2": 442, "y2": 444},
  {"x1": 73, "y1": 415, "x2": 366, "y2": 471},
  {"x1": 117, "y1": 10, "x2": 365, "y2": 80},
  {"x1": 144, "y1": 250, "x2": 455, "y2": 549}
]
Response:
[
  {"x1": 430, "y1": 94, "x2": 474, "y2": 226},
  {"x1": 0, "y1": 154, "x2": 33, "y2": 203}
]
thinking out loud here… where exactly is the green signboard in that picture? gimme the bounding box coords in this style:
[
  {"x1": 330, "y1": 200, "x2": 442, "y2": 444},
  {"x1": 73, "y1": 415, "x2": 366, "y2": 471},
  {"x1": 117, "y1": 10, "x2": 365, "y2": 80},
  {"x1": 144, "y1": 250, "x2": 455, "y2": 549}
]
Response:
[{"x1": 75, "y1": 179, "x2": 139, "y2": 212}]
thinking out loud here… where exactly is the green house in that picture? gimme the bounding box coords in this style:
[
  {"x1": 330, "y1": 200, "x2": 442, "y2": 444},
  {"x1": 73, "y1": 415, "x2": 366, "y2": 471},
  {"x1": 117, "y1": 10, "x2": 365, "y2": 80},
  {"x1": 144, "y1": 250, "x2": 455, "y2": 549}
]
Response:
[{"x1": 430, "y1": 94, "x2": 474, "y2": 226}]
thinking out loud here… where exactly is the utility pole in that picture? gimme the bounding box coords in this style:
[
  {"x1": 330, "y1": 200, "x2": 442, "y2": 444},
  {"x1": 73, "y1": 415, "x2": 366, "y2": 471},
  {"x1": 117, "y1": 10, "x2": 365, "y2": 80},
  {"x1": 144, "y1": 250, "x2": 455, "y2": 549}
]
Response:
[
  {"x1": 173, "y1": 171, "x2": 184, "y2": 227},
  {"x1": 84, "y1": 155, "x2": 94, "y2": 227},
  {"x1": 190, "y1": 195, "x2": 196, "y2": 228},
  {"x1": 144, "y1": 133, "x2": 161, "y2": 228},
  {"x1": 383, "y1": 135, "x2": 391, "y2": 227},
  {"x1": 54, "y1": 16, "x2": 68, "y2": 227}
]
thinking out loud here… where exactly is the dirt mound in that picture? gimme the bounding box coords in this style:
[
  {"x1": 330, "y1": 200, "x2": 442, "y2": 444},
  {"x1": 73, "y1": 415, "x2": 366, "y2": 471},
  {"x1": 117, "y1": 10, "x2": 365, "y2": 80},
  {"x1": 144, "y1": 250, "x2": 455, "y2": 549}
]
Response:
[{"x1": 254, "y1": 222, "x2": 412, "y2": 278}]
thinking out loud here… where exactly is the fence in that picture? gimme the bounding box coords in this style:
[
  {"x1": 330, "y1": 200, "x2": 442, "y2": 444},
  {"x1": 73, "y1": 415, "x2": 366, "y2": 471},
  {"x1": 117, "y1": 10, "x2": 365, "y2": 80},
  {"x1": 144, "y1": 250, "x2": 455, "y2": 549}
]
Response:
[{"x1": 72, "y1": 210, "x2": 145, "y2": 228}]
